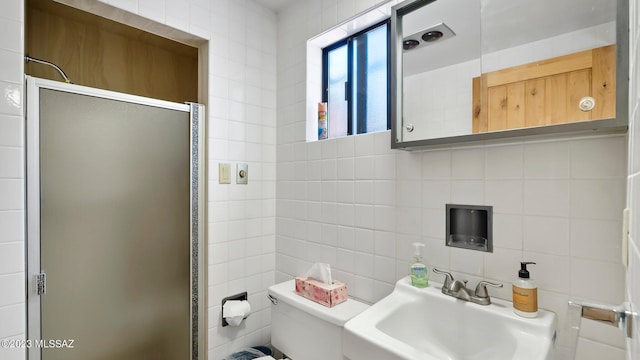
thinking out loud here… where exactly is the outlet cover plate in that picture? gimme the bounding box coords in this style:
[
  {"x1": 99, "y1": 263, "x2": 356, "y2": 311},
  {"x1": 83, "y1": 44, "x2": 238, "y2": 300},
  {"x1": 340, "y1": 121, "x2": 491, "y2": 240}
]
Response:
[{"x1": 237, "y1": 163, "x2": 248, "y2": 184}]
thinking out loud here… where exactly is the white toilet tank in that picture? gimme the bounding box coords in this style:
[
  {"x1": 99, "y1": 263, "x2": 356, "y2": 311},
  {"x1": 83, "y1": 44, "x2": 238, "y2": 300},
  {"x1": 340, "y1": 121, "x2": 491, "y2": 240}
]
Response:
[{"x1": 268, "y1": 280, "x2": 369, "y2": 360}]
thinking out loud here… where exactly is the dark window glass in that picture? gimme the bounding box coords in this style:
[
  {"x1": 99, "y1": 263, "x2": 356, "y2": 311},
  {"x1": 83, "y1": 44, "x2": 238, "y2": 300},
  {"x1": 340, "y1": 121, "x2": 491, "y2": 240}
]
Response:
[{"x1": 322, "y1": 21, "x2": 389, "y2": 138}]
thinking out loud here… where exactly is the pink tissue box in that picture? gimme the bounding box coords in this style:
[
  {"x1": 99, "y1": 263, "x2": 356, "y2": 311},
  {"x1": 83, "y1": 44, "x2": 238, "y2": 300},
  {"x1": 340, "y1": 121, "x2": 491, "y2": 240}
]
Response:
[{"x1": 295, "y1": 276, "x2": 347, "y2": 307}]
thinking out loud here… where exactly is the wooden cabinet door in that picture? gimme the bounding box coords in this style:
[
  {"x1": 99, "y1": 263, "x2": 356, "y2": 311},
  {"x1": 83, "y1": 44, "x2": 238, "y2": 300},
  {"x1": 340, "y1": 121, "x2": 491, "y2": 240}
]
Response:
[{"x1": 473, "y1": 45, "x2": 616, "y2": 133}]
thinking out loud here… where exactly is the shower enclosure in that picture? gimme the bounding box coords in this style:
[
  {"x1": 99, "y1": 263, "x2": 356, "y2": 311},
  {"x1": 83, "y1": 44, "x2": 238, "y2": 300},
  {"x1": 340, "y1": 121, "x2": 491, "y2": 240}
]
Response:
[{"x1": 25, "y1": 76, "x2": 205, "y2": 360}]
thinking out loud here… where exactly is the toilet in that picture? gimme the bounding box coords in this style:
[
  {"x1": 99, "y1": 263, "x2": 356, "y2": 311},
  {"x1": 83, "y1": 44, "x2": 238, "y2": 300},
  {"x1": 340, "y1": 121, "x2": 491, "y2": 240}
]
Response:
[{"x1": 267, "y1": 279, "x2": 369, "y2": 360}]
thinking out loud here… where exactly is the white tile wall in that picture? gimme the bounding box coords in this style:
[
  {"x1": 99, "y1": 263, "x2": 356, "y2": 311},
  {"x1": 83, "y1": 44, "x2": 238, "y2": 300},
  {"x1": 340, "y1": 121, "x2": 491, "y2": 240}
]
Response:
[
  {"x1": 276, "y1": 1, "x2": 631, "y2": 360},
  {"x1": 207, "y1": 0, "x2": 277, "y2": 355},
  {"x1": 204, "y1": 1, "x2": 277, "y2": 357},
  {"x1": 0, "y1": 0, "x2": 277, "y2": 359},
  {"x1": 0, "y1": 1, "x2": 25, "y2": 359},
  {"x1": 628, "y1": 1, "x2": 640, "y2": 360}
]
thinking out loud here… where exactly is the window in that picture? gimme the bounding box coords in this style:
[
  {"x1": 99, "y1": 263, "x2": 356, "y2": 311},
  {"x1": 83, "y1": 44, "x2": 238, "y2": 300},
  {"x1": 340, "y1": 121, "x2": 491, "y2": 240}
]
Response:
[{"x1": 322, "y1": 20, "x2": 390, "y2": 138}]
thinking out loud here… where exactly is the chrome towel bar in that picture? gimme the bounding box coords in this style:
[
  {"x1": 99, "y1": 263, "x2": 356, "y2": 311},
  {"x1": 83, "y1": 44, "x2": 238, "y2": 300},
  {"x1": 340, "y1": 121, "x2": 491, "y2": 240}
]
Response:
[{"x1": 568, "y1": 301, "x2": 636, "y2": 338}]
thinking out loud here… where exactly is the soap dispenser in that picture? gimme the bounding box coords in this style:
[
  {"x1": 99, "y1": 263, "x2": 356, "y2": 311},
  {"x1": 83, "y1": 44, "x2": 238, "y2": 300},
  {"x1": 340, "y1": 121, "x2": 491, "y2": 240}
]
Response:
[
  {"x1": 410, "y1": 242, "x2": 428, "y2": 288},
  {"x1": 512, "y1": 261, "x2": 538, "y2": 318}
]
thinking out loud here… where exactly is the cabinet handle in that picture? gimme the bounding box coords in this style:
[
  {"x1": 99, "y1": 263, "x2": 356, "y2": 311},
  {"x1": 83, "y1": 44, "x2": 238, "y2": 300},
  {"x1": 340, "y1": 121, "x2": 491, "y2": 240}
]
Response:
[{"x1": 579, "y1": 96, "x2": 595, "y2": 111}]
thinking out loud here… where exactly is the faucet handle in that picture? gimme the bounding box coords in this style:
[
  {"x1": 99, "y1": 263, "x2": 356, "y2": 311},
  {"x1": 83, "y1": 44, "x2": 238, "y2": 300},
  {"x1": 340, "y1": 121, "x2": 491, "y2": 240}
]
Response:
[
  {"x1": 475, "y1": 280, "x2": 503, "y2": 298},
  {"x1": 432, "y1": 268, "x2": 454, "y2": 288}
]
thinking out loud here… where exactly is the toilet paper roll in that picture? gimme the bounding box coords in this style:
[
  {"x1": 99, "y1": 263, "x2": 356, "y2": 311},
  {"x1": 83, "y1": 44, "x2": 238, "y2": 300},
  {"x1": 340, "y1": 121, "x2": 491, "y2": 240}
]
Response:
[
  {"x1": 226, "y1": 315, "x2": 244, "y2": 327},
  {"x1": 223, "y1": 300, "x2": 251, "y2": 327}
]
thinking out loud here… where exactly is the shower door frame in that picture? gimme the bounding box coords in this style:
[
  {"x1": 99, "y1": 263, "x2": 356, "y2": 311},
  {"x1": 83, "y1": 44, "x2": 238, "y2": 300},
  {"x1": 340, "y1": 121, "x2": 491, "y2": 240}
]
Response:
[{"x1": 24, "y1": 76, "x2": 206, "y2": 360}]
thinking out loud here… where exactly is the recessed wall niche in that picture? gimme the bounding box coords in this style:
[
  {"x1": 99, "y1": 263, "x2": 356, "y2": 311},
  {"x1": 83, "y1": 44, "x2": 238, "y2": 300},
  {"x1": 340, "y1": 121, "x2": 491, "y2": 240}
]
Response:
[
  {"x1": 446, "y1": 204, "x2": 493, "y2": 252},
  {"x1": 26, "y1": 0, "x2": 198, "y2": 104}
]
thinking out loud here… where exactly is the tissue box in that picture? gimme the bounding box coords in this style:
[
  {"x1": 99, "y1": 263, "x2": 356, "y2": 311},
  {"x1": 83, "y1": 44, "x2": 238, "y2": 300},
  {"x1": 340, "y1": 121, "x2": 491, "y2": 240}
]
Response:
[{"x1": 295, "y1": 277, "x2": 347, "y2": 307}]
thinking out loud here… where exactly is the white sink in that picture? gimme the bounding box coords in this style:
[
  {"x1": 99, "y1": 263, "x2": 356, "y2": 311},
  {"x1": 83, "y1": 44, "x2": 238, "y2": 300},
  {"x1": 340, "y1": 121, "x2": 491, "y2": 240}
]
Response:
[{"x1": 343, "y1": 277, "x2": 557, "y2": 360}]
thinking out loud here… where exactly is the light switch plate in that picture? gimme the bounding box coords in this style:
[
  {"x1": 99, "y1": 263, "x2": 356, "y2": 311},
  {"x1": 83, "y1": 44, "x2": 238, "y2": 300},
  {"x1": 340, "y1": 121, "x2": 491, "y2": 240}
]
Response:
[
  {"x1": 219, "y1": 163, "x2": 231, "y2": 184},
  {"x1": 236, "y1": 163, "x2": 248, "y2": 184}
]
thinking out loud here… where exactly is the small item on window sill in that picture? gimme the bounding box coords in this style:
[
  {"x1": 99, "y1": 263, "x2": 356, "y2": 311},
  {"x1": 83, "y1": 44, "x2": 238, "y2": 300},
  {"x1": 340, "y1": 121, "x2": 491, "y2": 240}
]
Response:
[{"x1": 318, "y1": 102, "x2": 328, "y2": 140}]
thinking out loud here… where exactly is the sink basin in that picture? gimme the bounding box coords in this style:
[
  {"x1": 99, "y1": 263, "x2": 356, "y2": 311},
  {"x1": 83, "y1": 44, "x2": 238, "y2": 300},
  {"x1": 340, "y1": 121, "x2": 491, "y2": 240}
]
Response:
[{"x1": 343, "y1": 277, "x2": 557, "y2": 360}]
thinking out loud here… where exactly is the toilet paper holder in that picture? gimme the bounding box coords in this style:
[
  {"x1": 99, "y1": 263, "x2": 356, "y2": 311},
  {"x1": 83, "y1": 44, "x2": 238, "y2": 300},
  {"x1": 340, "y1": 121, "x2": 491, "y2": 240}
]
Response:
[{"x1": 222, "y1": 291, "x2": 249, "y2": 327}]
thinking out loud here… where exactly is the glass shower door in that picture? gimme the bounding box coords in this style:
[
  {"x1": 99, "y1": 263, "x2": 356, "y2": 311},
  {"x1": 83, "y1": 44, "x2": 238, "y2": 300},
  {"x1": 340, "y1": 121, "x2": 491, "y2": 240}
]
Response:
[{"x1": 26, "y1": 78, "x2": 204, "y2": 360}]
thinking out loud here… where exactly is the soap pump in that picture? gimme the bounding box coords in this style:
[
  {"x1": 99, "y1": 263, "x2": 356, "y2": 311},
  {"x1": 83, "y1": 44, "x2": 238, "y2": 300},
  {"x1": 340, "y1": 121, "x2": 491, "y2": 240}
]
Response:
[
  {"x1": 512, "y1": 261, "x2": 538, "y2": 318},
  {"x1": 410, "y1": 242, "x2": 428, "y2": 288}
]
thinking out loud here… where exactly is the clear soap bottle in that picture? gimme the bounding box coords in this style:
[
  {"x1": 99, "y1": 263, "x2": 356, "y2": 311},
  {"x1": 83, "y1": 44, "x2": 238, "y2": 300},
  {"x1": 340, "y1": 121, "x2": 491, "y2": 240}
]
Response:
[{"x1": 410, "y1": 242, "x2": 428, "y2": 288}]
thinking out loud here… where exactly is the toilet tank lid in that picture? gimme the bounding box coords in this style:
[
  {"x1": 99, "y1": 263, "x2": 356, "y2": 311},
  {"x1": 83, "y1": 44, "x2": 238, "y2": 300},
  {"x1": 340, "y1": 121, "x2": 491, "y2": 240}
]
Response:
[{"x1": 268, "y1": 280, "x2": 369, "y2": 327}]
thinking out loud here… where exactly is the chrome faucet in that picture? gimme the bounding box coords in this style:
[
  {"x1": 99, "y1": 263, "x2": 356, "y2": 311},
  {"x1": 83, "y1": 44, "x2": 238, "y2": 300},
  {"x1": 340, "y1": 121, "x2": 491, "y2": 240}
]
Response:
[{"x1": 433, "y1": 268, "x2": 503, "y2": 305}]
